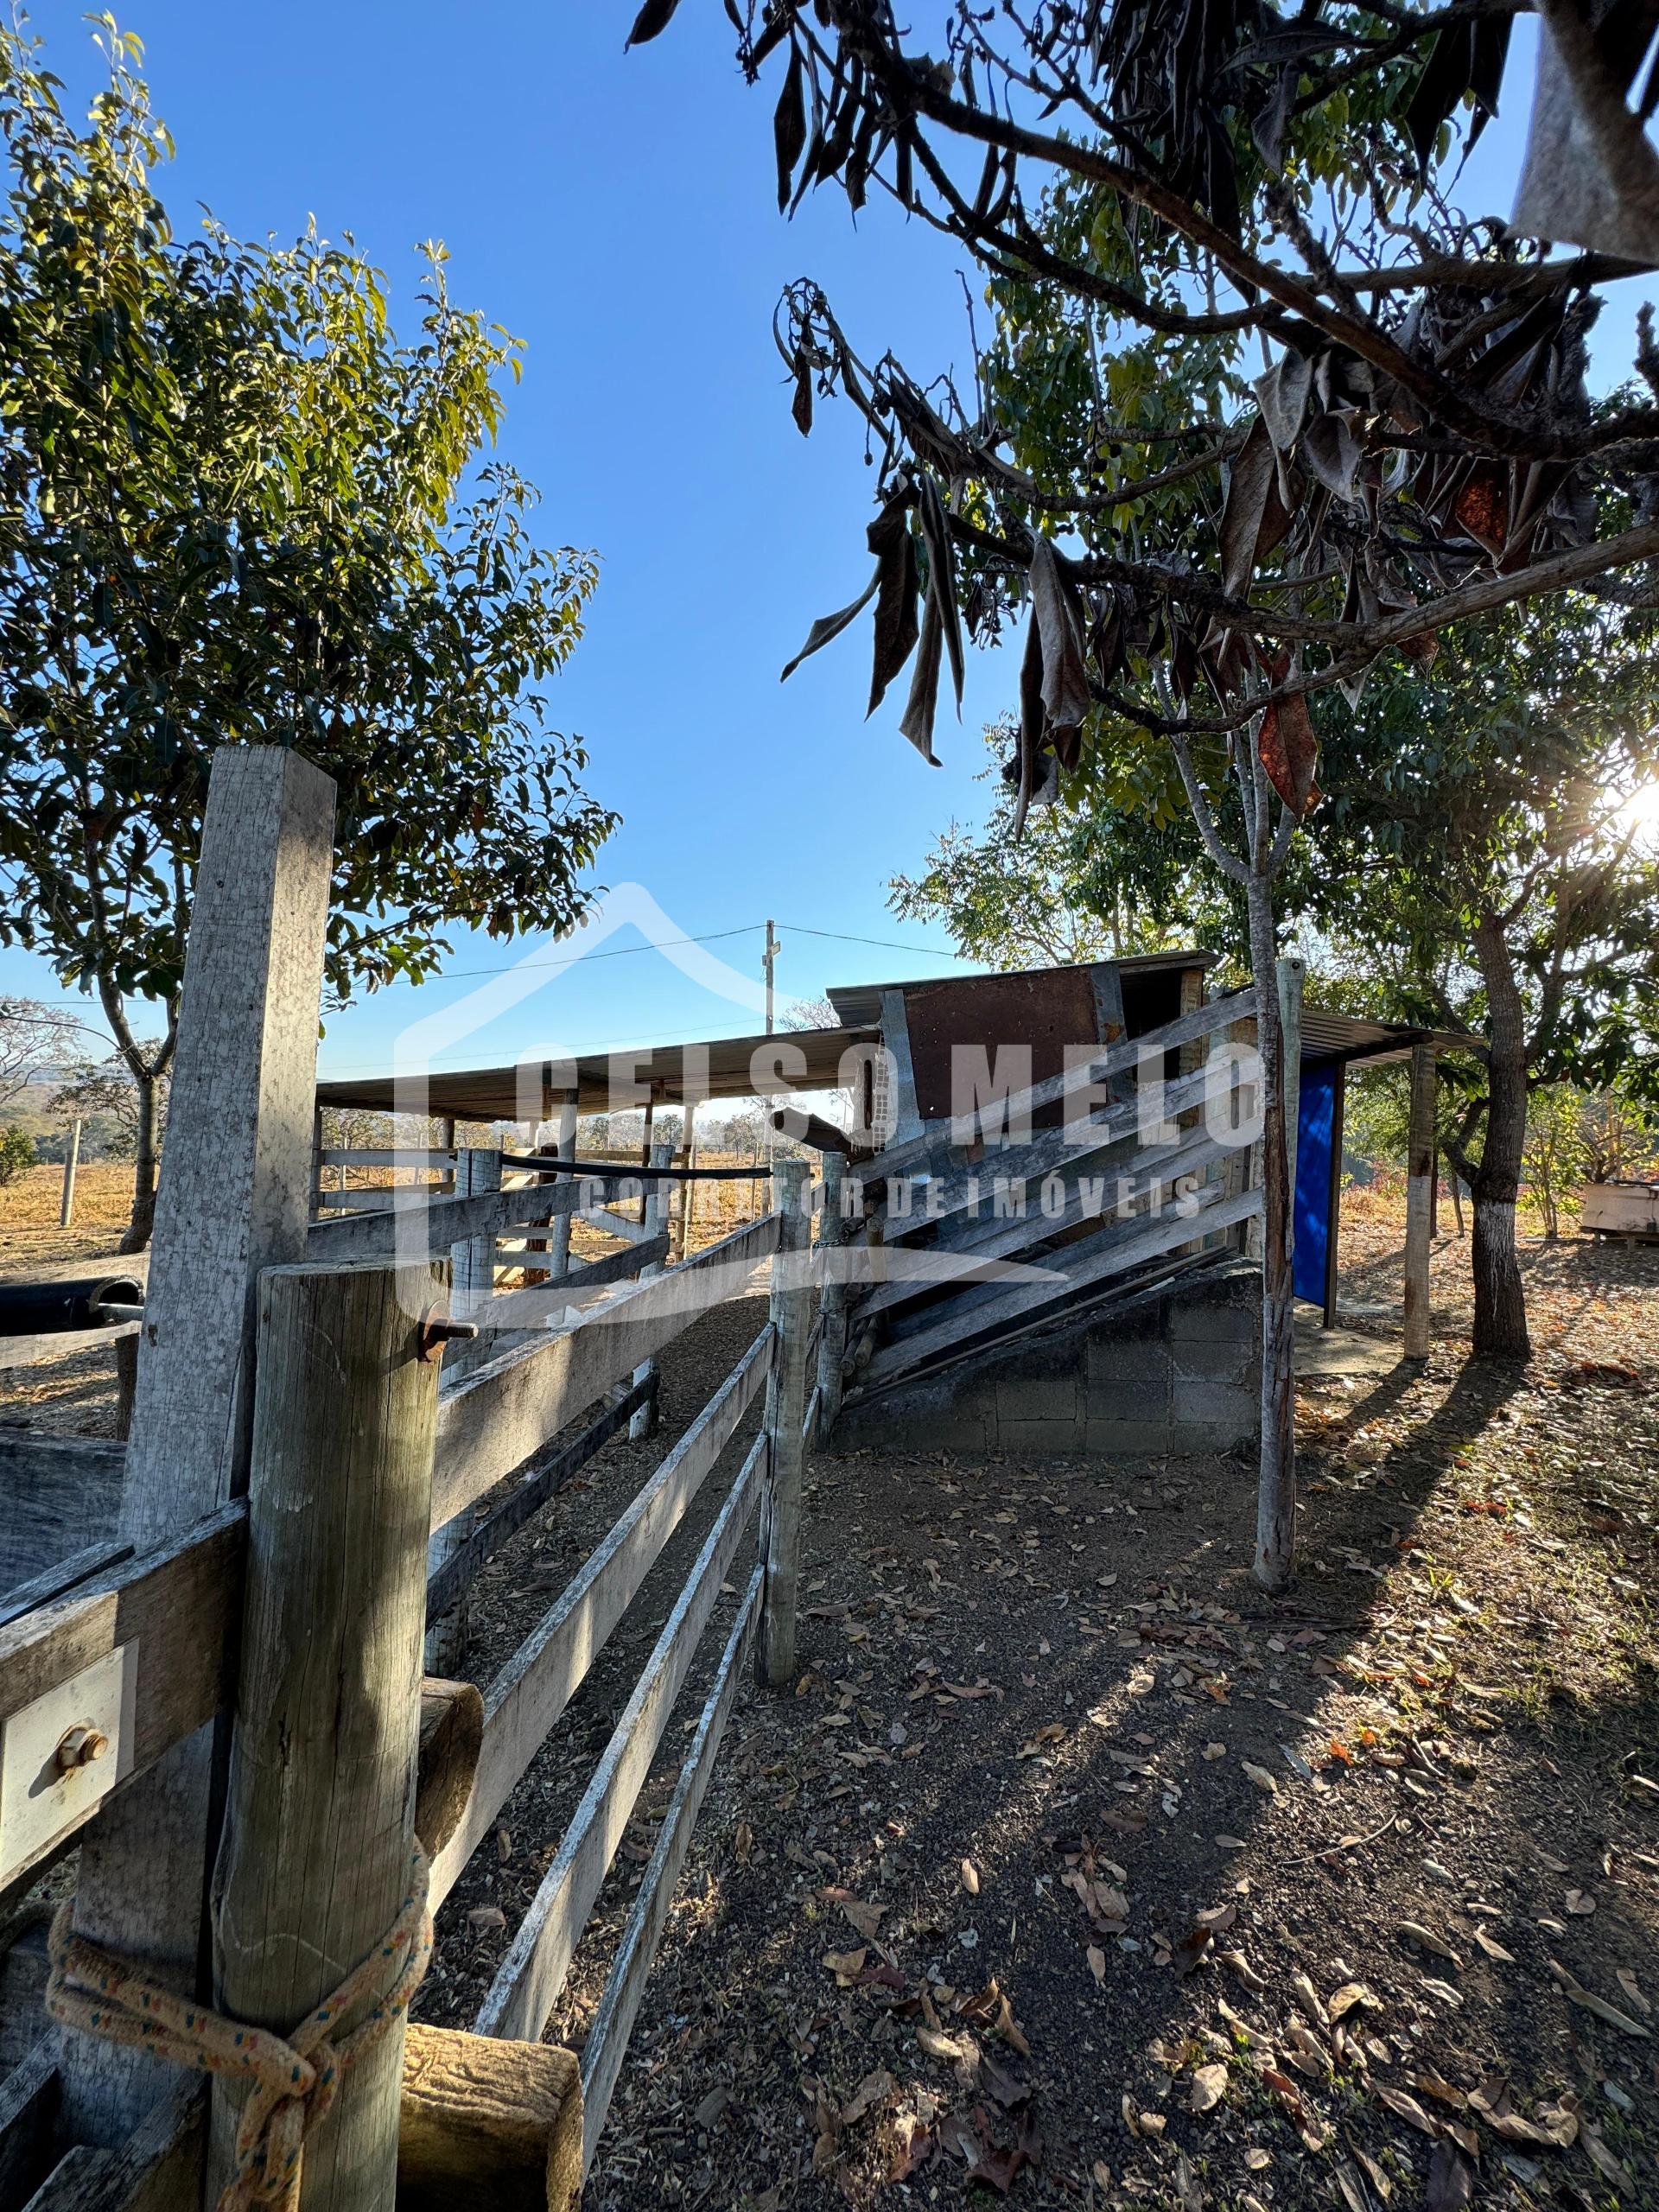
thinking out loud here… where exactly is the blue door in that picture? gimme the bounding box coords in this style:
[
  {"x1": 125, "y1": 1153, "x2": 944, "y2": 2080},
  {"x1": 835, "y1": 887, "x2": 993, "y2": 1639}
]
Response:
[{"x1": 1294, "y1": 1061, "x2": 1339, "y2": 1306}]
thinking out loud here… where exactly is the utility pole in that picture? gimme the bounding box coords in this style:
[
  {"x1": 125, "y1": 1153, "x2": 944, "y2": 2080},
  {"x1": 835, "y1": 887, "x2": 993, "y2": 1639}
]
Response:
[{"x1": 760, "y1": 920, "x2": 779, "y2": 1205}]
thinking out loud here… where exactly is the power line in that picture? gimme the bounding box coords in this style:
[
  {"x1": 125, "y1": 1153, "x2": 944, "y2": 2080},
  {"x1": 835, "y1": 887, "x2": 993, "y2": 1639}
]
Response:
[
  {"x1": 777, "y1": 923, "x2": 976, "y2": 961},
  {"x1": 415, "y1": 922, "x2": 766, "y2": 983}
]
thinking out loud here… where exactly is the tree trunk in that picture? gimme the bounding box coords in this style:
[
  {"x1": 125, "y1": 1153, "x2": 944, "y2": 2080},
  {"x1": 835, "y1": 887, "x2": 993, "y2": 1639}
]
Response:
[
  {"x1": 1249, "y1": 878, "x2": 1298, "y2": 1592},
  {"x1": 1470, "y1": 912, "x2": 1530, "y2": 1361},
  {"x1": 113, "y1": 1069, "x2": 161, "y2": 1437},
  {"x1": 119, "y1": 1068, "x2": 160, "y2": 1255}
]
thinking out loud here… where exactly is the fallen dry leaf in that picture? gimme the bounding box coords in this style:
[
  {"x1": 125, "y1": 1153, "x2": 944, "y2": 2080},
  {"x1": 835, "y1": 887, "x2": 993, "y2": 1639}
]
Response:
[
  {"x1": 1241, "y1": 1759, "x2": 1279, "y2": 1796},
  {"x1": 1189, "y1": 2062, "x2": 1229, "y2": 2114},
  {"x1": 1549, "y1": 1957, "x2": 1651, "y2": 2037},
  {"x1": 1426, "y1": 2139, "x2": 1473, "y2": 2212},
  {"x1": 1218, "y1": 1948, "x2": 1268, "y2": 1993},
  {"x1": 824, "y1": 1887, "x2": 885, "y2": 1942},
  {"x1": 961, "y1": 1858, "x2": 981, "y2": 1896},
  {"x1": 1087, "y1": 1944, "x2": 1106, "y2": 1985},
  {"x1": 842, "y1": 2068, "x2": 895, "y2": 2126},
  {"x1": 1327, "y1": 1980, "x2": 1380, "y2": 2020},
  {"x1": 1397, "y1": 1919, "x2": 1461, "y2": 1966},
  {"x1": 466, "y1": 1904, "x2": 505, "y2": 1933},
  {"x1": 1375, "y1": 2083, "x2": 1439, "y2": 2137},
  {"x1": 1564, "y1": 1887, "x2": 1596, "y2": 1916},
  {"x1": 823, "y1": 1948, "x2": 868, "y2": 1981}
]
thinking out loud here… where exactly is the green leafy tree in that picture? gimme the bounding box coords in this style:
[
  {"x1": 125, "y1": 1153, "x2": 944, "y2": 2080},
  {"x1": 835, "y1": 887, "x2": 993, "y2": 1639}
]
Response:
[
  {"x1": 1303, "y1": 600, "x2": 1659, "y2": 1349},
  {"x1": 0, "y1": 1122, "x2": 35, "y2": 1185},
  {"x1": 0, "y1": 21, "x2": 615, "y2": 1250}
]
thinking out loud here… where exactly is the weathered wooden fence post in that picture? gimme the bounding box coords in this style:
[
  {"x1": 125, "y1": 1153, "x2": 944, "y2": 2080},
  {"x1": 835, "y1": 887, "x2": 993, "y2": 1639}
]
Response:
[
  {"x1": 815, "y1": 1151, "x2": 849, "y2": 1441},
  {"x1": 676, "y1": 1097, "x2": 698, "y2": 1262},
  {"x1": 452, "y1": 1143, "x2": 502, "y2": 1322},
  {"x1": 208, "y1": 1255, "x2": 442, "y2": 2210},
  {"x1": 628, "y1": 1141, "x2": 672, "y2": 1442},
  {"x1": 544, "y1": 1094, "x2": 580, "y2": 1287},
  {"x1": 758, "y1": 1158, "x2": 811, "y2": 1687},
  {"x1": 426, "y1": 1143, "x2": 500, "y2": 1670},
  {"x1": 1254, "y1": 955, "x2": 1303, "y2": 1594},
  {"x1": 58, "y1": 1118, "x2": 81, "y2": 1230},
  {"x1": 1403, "y1": 1042, "x2": 1437, "y2": 1361},
  {"x1": 61, "y1": 745, "x2": 335, "y2": 2144}
]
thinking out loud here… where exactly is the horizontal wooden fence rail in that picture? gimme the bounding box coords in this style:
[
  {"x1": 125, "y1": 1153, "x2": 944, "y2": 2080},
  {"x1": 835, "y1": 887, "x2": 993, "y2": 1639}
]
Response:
[
  {"x1": 859, "y1": 1183, "x2": 1264, "y2": 1391},
  {"x1": 0, "y1": 1322, "x2": 142, "y2": 1376},
  {"x1": 429, "y1": 1322, "x2": 773, "y2": 1907},
  {"x1": 318, "y1": 1148, "x2": 456, "y2": 1170},
  {"x1": 0, "y1": 1503, "x2": 243, "y2": 1899},
  {"x1": 469, "y1": 1234, "x2": 669, "y2": 1325},
  {"x1": 0, "y1": 1539, "x2": 135, "y2": 1633},
  {"x1": 423, "y1": 1373, "x2": 655, "y2": 1621},
  {"x1": 475, "y1": 1425, "x2": 769, "y2": 2043},
  {"x1": 431, "y1": 1210, "x2": 780, "y2": 1529},
  {"x1": 578, "y1": 1562, "x2": 763, "y2": 2170},
  {"x1": 858, "y1": 1118, "x2": 1238, "y2": 1325},
  {"x1": 306, "y1": 1170, "x2": 636, "y2": 1266}
]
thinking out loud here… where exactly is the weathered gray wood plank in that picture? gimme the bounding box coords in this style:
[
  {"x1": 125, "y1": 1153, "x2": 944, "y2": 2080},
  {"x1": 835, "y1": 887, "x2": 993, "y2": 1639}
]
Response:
[
  {"x1": 429, "y1": 1328, "x2": 771, "y2": 1908},
  {"x1": 430, "y1": 1211, "x2": 779, "y2": 1529},
  {"x1": 0, "y1": 1438, "x2": 127, "y2": 1592},
  {"x1": 855, "y1": 1185, "x2": 1263, "y2": 1392},
  {"x1": 65, "y1": 746, "x2": 336, "y2": 2145},
  {"x1": 579, "y1": 1567, "x2": 761, "y2": 2170},
  {"x1": 474, "y1": 1431, "x2": 766, "y2": 2043}
]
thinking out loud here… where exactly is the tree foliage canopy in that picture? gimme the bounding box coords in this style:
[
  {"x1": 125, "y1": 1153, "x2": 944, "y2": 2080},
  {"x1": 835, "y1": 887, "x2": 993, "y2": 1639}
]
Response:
[{"x1": 0, "y1": 18, "x2": 615, "y2": 1041}]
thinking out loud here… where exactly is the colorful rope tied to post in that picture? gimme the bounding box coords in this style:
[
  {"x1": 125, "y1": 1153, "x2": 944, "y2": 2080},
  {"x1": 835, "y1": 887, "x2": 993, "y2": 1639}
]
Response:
[{"x1": 46, "y1": 1840, "x2": 432, "y2": 2210}]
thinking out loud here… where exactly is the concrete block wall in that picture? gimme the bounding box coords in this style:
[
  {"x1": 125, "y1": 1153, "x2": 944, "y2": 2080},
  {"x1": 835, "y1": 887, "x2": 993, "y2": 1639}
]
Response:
[{"x1": 832, "y1": 1262, "x2": 1260, "y2": 1460}]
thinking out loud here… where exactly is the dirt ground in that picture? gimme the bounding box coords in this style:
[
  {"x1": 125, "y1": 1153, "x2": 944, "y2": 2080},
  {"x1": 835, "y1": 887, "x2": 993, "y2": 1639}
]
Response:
[
  {"x1": 422, "y1": 1192, "x2": 1659, "y2": 2212},
  {"x1": 3, "y1": 1177, "x2": 1655, "y2": 2209}
]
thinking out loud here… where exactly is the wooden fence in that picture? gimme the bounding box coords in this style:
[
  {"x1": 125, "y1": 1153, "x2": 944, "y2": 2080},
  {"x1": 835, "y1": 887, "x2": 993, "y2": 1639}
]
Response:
[{"x1": 0, "y1": 748, "x2": 823, "y2": 2209}]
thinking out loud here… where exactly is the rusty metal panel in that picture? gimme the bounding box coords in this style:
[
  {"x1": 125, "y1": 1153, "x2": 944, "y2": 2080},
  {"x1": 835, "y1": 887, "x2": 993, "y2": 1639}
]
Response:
[{"x1": 899, "y1": 968, "x2": 1107, "y2": 1128}]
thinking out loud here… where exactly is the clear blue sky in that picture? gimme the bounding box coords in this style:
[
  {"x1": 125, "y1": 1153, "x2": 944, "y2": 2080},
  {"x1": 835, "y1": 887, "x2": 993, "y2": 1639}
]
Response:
[{"x1": 7, "y1": 6, "x2": 1644, "y2": 1084}]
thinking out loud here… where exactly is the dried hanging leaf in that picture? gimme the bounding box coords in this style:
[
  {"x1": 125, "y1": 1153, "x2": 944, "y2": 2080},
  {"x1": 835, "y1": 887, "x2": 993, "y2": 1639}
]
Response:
[
  {"x1": 1511, "y1": 4, "x2": 1659, "y2": 257},
  {"x1": 867, "y1": 493, "x2": 920, "y2": 715},
  {"x1": 625, "y1": 0, "x2": 682, "y2": 47},
  {"x1": 780, "y1": 569, "x2": 880, "y2": 683},
  {"x1": 1217, "y1": 414, "x2": 1293, "y2": 604},
  {"x1": 1254, "y1": 350, "x2": 1314, "y2": 487},
  {"x1": 791, "y1": 351, "x2": 814, "y2": 436},
  {"x1": 1301, "y1": 411, "x2": 1363, "y2": 501},
  {"x1": 898, "y1": 592, "x2": 944, "y2": 765},
  {"x1": 913, "y1": 473, "x2": 965, "y2": 713},
  {"x1": 1256, "y1": 686, "x2": 1320, "y2": 818},
  {"x1": 774, "y1": 47, "x2": 807, "y2": 213},
  {"x1": 1028, "y1": 533, "x2": 1092, "y2": 767}
]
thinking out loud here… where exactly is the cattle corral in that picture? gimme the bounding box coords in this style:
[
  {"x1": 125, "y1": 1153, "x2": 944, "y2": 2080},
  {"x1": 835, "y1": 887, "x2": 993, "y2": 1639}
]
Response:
[{"x1": 0, "y1": 745, "x2": 1653, "y2": 2212}]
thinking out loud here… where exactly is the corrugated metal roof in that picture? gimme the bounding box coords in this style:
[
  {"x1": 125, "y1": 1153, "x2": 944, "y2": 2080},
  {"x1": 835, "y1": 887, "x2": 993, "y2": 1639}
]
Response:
[
  {"x1": 314, "y1": 1022, "x2": 876, "y2": 1121},
  {"x1": 1300, "y1": 1010, "x2": 1481, "y2": 1065}
]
